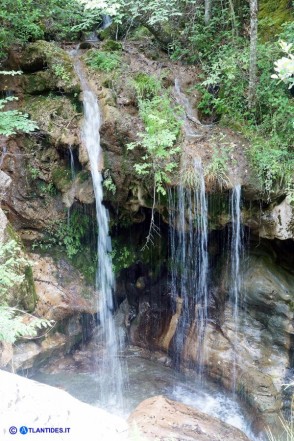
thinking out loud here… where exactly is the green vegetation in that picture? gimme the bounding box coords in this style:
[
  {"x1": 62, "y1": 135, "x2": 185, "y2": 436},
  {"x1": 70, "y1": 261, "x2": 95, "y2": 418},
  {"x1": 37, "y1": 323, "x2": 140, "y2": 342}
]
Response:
[
  {"x1": 33, "y1": 209, "x2": 91, "y2": 259},
  {"x1": 0, "y1": 96, "x2": 38, "y2": 136},
  {"x1": 0, "y1": 240, "x2": 28, "y2": 299},
  {"x1": 111, "y1": 241, "x2": 134, "y2": 274},
  {"x1": 103, "y1": 173, "x2": 116, "y2": 194},
  {"x1": 0, "y1": 240, "x2": 53, "y2": 343},
  {"x1": 205, "y1": 146, "x2": 232, "y2": 190},
  {"x1": 128, "y1": 74, "x2": 182, "y2": 196},
  {"x1": 85, "y1": 50, "x2": 121, "y2": 72},
  {"x1": 0, "y1": 0, "x2": 103, "y2": 58},
  {"x1": 0, "y1": 306, "x2": 53, "y2": 343}
]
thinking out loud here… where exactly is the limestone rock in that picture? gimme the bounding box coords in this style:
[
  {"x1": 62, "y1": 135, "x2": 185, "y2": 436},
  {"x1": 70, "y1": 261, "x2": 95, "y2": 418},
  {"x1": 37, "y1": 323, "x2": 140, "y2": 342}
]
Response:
[
  {"x1": 242, "y1": 254, "x2": 294, "y2": 348},
  {"x1": 259, "y1": 197, "x2": 294, "y2": 240},
  {"x1": 0, "y1": 370, "x2": 128, "y2": 441},
  {"x1": 128, "y1": 395, "x2": 250, "y2": 441},
  {"x1": 19, "y1": 41, "x2": 80, "y2": 94},
  {"x1": 11, "y1": 330, "x2": 83, "y2": 371},
  {"x1": 0, "y1": 170, "x2": 12, "y2": 200},
  {"x1": 30, "y1": 253, "x2": 96, "y2": 321},
  {"x1": 0, "y1": 342, "x2": 13, "y2": 368},
  {"x1": 0, "y1": 207, "x2": 8, "y2": 243}
]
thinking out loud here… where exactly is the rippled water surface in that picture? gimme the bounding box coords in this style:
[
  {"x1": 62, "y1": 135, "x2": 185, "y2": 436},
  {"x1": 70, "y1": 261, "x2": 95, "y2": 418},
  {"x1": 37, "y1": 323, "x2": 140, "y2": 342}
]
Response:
[{"x1": 32, "y1": 350, "x2": 263, "y2": 441}]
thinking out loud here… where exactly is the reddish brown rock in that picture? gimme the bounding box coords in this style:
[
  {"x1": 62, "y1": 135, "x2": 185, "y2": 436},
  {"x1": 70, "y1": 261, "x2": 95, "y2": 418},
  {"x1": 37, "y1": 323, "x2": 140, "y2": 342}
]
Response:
[{"x1": 128, "y1": 395, "x2": 250, "y2": 441}]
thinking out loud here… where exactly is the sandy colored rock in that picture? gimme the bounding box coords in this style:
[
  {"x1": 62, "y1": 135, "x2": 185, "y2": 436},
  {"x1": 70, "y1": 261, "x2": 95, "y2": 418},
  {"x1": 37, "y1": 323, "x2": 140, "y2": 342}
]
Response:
[
  {"x1": 128, "y1": 395, "x2": 250, "y2": 441},
  {"x1": 31, "y1": 253, "x2": 96, "y2": 321},
  {"x1": 260, "y1": 196, "x2": 294, "y2": 240},
  {"x1": 0, "y1": 370, "x2": 128, "y2": 441}
]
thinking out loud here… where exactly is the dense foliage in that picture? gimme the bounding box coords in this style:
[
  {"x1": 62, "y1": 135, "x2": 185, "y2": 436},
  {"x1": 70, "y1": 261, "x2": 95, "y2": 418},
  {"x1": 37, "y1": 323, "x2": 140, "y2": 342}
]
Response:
[
  {"x1": 128, "y1": 73, "x2": 182, "y2": 196},
  {"x1": 0, "y1": 0, "x2": 102, "y2": 59},
  {"x1": 0, "y1": 241, "x2": 53, "y2": 343}
]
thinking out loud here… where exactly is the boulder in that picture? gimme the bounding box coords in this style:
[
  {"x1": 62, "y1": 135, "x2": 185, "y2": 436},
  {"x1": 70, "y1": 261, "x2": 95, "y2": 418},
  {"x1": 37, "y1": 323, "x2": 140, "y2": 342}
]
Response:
[
  {"x1": 128, "y1": 395, "x2": 250, "y2": 441},
  {"x1": 0, "y1": 370, "x2": 128, "y2": 441},
  {"x1": 31, "y1": 253, "x2": 96, "y2": 322},
  {"x1": 19, "y1": 41, "x2": 80, "y2": 94}
]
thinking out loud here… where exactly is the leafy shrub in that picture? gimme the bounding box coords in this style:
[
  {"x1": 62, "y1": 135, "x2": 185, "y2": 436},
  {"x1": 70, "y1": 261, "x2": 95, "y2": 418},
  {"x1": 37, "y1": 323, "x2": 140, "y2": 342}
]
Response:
[
  {"x1": 0, "y1": 240, "x2": 53, "y2": 343},
  {"x1": 0, "y1": 240, "x2": 27, "y2": 299},
  {"x1": 198, "y1": 40, "x2": 293, "y2": 199},
  {"x1": 0, "y1": 307, "x2": 53, "y2": 343},
  {"x1": 131, "y1": 73, "x2": 161, "y2": 100},
  {"x1": 33, "y1": 208, "x2": 93, "y2": 259},
  {"x1": 128, "y1": 82, "x2": 182, "y2": 196},
  {"x1": 0, "y1": 96, "x2": 38, "y2": 136},
  {"x1": 86, "y1": 50, "x2": 121, "y2": 72}
]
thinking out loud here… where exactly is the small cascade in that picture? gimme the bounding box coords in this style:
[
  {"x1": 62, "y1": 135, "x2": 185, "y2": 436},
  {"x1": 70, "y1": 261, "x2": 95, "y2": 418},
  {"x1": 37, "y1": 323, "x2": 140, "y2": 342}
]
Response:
[
  {"x1": 229, "y1": 184, "x2": 243, "y2": 391},
  {"x1": 67, "y1": 146, "x2": 76, "y2": 224},
  {"x1": 101, "y1": 15, "x2": 112, "y2": 30},
  {"x1": 174, "y1": 78, "x2": 202, "y2": 139},
  {"x1": 73, "y1": 57, "x2": 125, "y2": 409},
  {"x1": 68, "y1": 145, "x2": 76, "y2": 181},
  {"x1": 169, "y1": 158, "x2": 209, "y2": 373}
]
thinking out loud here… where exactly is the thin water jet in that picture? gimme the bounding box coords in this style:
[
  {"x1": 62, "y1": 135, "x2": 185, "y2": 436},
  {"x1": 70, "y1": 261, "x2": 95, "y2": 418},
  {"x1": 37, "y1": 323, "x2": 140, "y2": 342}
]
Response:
[
  {"x1": 168, "y1": 158, "x2": 209, "y2": 374},
  {"x1": 229, "y1": 184, "x2": 243, "y2": 391}
]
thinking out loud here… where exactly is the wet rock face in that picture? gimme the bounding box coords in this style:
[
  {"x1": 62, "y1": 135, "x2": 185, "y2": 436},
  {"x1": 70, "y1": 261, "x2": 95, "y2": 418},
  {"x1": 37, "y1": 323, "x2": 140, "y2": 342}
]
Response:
[
  {"x1": 6, "y1": 253, "x2": 97, "y2": 371},
  {"x1": 128, "y1": 395, "x2": 251, "y2": 441},
  {"x1": 126, "y1": 243, "x2": 293, "y2": 429}
]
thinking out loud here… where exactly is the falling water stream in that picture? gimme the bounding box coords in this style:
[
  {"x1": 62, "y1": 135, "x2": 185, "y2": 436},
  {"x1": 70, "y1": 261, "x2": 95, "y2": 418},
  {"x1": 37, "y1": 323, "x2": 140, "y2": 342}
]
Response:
[
  {"x1": 168, "y1": 158, "x2": 209, "y2": 373},
  {"x1": 230, "y1": 184, "x2": 243, "y2": 390},
  {"x1": 67, "y1": 146, "x2": 76, "y2": 224},
  {"x1": 72, "y1": 55, "x2": 126, "y2": 410}
]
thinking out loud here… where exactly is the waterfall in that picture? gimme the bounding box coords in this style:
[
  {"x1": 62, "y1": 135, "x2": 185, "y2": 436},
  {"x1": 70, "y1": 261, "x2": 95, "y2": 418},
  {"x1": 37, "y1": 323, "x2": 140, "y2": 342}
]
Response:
[
  {"x1": 73, "y1": 58, "x2": 125, "y2": 409},
  {"x1": 174, "y1": 78, "x2": 202, "y2": 139},
  {"x1": 68, "y1": 145, "x2": 76, "y2": 181},
  {"x1": 67, "y1": 146, "x2": 76, "y2": 225},
  {"x1": 169, "y1": 158, "x2": 209, "y2": 372},
  {"x1": 229, "y1": 184, "x2": 243, "y2": 391},
  {"x1": 101, "y1": 15, "x2": 112, "y2": 30}
]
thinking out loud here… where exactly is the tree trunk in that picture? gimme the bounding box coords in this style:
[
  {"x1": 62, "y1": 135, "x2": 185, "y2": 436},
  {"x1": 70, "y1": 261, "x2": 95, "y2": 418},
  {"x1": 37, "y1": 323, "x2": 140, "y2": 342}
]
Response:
[
  {"x1": 204, "y1": 0, "x2": 212, "y2": 25},
  {"x1": 248, "y1": 0, "x2": 258, "y2": 109}
]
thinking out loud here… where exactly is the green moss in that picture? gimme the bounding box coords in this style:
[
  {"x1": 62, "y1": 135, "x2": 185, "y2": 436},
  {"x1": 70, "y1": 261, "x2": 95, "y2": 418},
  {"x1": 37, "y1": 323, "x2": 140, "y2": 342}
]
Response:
[
  {"x1": 23, "y1": 41, "x2": 80, "y2": 94},
  {"x1": 23, "y1": 266, "x2": 37, "y2": 312},
  {"x1": 102, "y1": 40, "x2": 123, "y2": 52},
  {"x1": 23, "y1": 95, "x2": 78, "y2": 138},
  {"x1": 70, "y1": 248, "x2": 97, "y2": 284},
  {"x1": 52, "y1": 166, "x2": 72, "y2": 192},
  {"x1": 6, "y1": 223, "x2": 22, "y2": 245},
  {"x1": 258, "y1": 0, "x2": 293, "y2": 40},
  {"x1": 23, "y1": 71, "x2": 56, "y2": 95}
]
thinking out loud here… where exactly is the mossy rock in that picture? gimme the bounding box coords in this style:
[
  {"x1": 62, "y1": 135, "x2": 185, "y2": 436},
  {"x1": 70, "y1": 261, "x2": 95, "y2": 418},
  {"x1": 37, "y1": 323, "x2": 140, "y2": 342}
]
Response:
[
  {"x1": 23, "y1": 71, "x2": 56, "y2": 95},
  {"x1": 259, "y1": 0, "x2": 293, "y2": 40},
  {"x1": 52, "y1": 166, "x2": 72, "y2": 192},
  {"x1": 23, "y1": 95, "x2": 79, "y2": 143},
  {"x1": 1, "y1": 223, "x2": 37, "y2": 312},
  {"x1": 20, "y1": 41, "x2": 80, "y2": 94}
]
